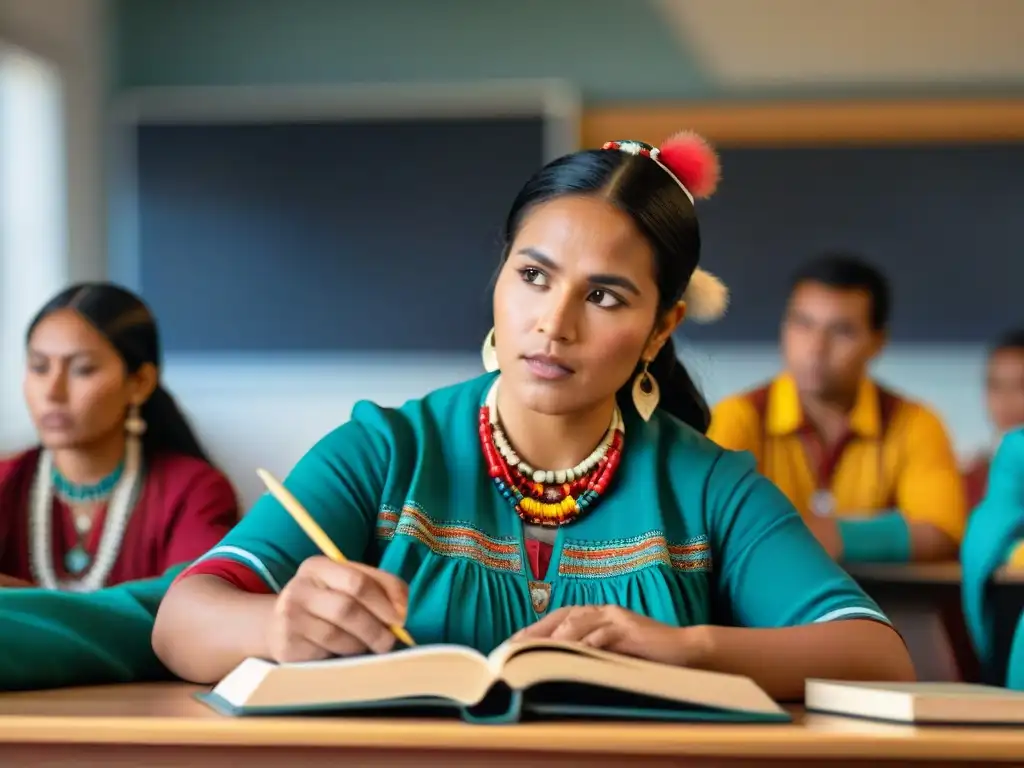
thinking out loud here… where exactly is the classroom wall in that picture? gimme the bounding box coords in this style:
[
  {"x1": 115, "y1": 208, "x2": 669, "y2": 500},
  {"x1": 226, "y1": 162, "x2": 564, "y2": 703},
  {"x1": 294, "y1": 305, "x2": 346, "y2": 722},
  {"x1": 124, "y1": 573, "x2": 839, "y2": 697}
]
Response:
[
  {"x1": 2, "y1": 0, "x2": 1011, "y2": 509},
  {"x1": 164, "y1": 345, "x2": 991, "y2": 511},
  {"x1": 0, "y1": 0, "x2": 107, "y2": 447}
]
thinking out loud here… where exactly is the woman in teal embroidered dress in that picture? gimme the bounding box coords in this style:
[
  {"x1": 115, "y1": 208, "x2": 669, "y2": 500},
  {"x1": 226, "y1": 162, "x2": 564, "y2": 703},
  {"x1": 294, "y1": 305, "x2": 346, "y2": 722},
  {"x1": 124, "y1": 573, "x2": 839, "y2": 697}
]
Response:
[
  {"x1": 961, "y1": 427, "x2": 1024, "y2": 688},
  {"x1": 154, "y1": 131, "x2": 914, "y2": 700}
]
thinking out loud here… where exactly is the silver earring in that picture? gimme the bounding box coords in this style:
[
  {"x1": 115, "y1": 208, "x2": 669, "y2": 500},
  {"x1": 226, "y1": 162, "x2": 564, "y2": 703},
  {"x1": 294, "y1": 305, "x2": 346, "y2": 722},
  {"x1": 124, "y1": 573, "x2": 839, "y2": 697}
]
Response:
[
  {"x1": 631, "y1": 362, "x2": 660, "y2": 422},
  {"x1": 481, "y1": 328, "x2": 499, "y2": 373},
  {"x1": 125, "y1": 403, "x2": 147, "y2": 436}
]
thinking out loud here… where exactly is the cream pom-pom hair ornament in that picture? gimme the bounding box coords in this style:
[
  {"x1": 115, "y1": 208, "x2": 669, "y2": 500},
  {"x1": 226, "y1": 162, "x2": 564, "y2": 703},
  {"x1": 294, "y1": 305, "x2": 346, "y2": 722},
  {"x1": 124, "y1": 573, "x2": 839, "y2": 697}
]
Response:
[{"x1": 602, "y1": 131, "x2": 729, "y2": 323}]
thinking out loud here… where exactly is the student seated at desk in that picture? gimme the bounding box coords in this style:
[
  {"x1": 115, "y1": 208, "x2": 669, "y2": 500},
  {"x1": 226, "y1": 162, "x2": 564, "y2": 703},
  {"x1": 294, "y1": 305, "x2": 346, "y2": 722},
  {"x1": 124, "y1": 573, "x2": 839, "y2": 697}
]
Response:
[
  {"x1": 153, "y1": 132, "x2": 914, "y2": 702},
  {"x1": 0, "y1": 283, "x2": 239, "y2": 591},
  {"x1": 963, "y1": 330, "x2": 1024, "y2": 510},
  {"x1": 708, "y1": 255, "x2": 965, "y2": 564},
  {"x1": 962, "y1": 427, "x2": 1024, "y2": 688}
]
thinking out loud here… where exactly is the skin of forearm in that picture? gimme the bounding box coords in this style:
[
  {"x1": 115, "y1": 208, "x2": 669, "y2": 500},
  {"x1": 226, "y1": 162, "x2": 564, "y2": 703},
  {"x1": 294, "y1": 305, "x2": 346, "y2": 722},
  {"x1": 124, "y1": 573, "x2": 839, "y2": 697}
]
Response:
[
  {"x1": 152, "y1": 575, "x2": 276, "y2": 684},
  {"x1": 686, "y1": 619, "x2": 915, "y2": 701}
]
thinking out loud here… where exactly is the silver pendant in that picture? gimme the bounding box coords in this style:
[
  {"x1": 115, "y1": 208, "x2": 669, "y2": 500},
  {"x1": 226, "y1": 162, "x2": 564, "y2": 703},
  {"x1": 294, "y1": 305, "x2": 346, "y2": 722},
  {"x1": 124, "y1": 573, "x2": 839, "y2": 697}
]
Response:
[
  {"x1": 529, "y1": 581, "x2": 551, "y2": 614},
  {"x1": 65, "y1": 545, "x2": 91, "y2": 575},
  {"x1": 810, "y1": 489, "x2": 836, "y2": 517}
]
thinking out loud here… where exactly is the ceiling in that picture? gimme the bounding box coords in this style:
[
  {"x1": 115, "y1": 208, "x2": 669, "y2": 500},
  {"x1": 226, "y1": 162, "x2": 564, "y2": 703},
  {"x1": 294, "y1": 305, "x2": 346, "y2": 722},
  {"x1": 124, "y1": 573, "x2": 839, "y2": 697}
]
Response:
[{"x1": 652, "y1": 0, "x2": 1024, "y2": 87}]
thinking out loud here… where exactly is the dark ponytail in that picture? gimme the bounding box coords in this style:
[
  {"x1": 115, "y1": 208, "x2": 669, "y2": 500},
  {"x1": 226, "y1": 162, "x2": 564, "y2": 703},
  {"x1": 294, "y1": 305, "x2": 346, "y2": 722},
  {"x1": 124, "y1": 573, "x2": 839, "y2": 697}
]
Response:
[
  {"x1": 138, "y1": 385, "x2": 211, "y2": 463},
  {"x1": 502, "y1": 147, "x2": 713, "y2": 433},
  {"x1": 26, "y1": 282, "x2": 213, "y2": 463}
]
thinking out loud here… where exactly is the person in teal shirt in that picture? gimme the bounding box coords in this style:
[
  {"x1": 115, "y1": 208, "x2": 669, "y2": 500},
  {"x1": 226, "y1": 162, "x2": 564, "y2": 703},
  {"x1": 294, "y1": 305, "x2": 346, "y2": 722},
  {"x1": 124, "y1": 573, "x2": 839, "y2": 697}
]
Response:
[
  {"x1": 153, "y1": 132, "x2": 914, "y2": 701},
  {"x1": 961, "y1": 427, "x2": 1024, "y2": 688},
  {"x1": 0, "y1": 565, "x2": 182, "y2": 690}
]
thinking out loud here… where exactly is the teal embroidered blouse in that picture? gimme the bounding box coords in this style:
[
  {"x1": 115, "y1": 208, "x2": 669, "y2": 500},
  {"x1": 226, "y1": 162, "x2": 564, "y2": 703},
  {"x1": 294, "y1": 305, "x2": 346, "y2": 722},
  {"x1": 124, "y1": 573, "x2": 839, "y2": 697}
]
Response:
[{"x1": 191, "y1": 373, "x2": 889, "y2": 652}]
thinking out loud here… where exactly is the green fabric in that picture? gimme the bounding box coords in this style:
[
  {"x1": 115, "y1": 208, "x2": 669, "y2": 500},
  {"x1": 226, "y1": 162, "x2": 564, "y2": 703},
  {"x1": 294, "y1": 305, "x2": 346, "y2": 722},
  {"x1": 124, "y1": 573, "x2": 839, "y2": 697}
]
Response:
[
  {"x1": 961, "y1": 428, "x2": 1024, "y2": 681},
  {"x1": 204, "y1": 372, "x2": 889, "y2": 654},
  {"x1": 837, "y1": 512, "x2": 912, "y2": 563},
  {"x1": 0, "y1": 564, "x2": 184, "y2": 691}
]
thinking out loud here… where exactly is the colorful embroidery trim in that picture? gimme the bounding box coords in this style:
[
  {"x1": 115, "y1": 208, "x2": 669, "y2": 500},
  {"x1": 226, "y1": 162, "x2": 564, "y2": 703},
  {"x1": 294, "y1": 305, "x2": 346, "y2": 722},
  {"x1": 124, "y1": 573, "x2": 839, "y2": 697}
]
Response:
[
  {"x1": 559, "y1": 533, "x2": 711, "y2": 578},
  {"x1": 376, "y1": 506, "x2": 400, "y2": 539},
  {"x1": 377, "y1": 504, "x2": 522, "y2": 573}
]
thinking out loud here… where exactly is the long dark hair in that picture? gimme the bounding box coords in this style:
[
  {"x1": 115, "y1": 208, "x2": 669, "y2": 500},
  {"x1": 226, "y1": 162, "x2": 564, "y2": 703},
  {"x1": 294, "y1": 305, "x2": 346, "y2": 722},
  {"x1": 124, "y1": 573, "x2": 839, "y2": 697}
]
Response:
[
  {"x1": 500, "y1": 150, "x2": 710, "y2": 433},
  {"x1": 26, "y1": 282, "x2": 212, "y2": 462}
]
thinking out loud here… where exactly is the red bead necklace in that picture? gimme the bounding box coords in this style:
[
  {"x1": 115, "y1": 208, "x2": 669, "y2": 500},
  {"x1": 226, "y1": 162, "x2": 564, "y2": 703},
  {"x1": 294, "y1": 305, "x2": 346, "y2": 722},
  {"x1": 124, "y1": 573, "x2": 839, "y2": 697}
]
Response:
[{"x1": 479, "y1": 378, "x2": 625, "y2": 527}]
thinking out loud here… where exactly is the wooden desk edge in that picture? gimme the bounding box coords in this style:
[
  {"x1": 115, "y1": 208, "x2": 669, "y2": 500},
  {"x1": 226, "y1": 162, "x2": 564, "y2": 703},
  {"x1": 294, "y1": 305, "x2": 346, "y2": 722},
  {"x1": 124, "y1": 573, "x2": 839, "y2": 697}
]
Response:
[
  {"x1": 2, "y1": 688, "x2": 1024, "y2": 761},
  {"x1": 2, "y1": 718, "x2": 1024, "y2": 760},
  {"x1": 846, "y1": 562, "x2": 1024, "y2": 586}
]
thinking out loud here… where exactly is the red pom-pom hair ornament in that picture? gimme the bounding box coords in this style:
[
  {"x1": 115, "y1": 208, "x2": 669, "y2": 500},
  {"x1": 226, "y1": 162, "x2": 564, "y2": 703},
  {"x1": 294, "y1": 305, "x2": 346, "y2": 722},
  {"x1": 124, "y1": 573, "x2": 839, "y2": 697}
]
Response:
[
  {"x1": 601, "y1": 131, "x2": 728, "y2": 323},
  {"x1": 654, "y1": 130, "x2": 721, "y2": 201}
]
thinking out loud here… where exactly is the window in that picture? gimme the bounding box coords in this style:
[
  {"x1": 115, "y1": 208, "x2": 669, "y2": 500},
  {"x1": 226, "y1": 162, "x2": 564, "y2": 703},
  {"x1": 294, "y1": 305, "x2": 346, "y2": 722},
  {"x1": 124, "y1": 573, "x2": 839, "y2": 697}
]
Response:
[{"x1": 0, "y1": 43, "x2": 67, "y2": 448}]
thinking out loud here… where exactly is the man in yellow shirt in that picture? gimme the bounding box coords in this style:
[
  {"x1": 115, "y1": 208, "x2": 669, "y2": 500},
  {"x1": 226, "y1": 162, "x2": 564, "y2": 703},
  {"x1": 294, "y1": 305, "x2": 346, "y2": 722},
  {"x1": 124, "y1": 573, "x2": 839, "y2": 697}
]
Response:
[{"x1": 708, "y1": 254, "x2": 965, "y2": 563}]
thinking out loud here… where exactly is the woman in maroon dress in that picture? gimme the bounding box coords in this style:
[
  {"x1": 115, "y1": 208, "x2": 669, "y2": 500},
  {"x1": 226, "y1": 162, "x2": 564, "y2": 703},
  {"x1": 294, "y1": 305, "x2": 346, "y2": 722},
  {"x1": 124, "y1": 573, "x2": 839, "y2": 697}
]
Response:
[{"x1": 0, "y1": 282, "x2": 240, "y2": 591}]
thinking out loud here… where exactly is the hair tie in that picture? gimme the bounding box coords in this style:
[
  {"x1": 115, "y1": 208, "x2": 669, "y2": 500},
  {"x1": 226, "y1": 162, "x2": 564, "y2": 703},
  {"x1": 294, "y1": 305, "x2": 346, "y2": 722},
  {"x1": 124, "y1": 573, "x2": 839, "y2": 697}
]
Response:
[
  {"x1": 602, "y1": 131, "x2": 721, "y2": 204},
  {"x1": 602, "y1": 131, "x2": 728, "y2": 323}
]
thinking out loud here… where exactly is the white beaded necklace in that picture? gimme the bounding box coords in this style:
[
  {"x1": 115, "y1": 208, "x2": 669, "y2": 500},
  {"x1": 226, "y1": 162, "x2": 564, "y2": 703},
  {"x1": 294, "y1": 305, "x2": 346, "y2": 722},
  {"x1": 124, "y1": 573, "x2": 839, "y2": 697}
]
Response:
[
  {"x1": 28, "y1": 436, "x2": 144, "y2": 592},
  {"x1": 484, "y1": 376, "x2": 623, "y2": 484}
]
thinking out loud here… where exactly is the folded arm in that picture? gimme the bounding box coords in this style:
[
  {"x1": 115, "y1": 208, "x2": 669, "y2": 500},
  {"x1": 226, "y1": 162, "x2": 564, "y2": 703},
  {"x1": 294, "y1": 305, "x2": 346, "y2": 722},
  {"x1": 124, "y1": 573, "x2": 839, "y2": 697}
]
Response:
[
  {"x1": 708, "y1": 452, "x2": 915, "y2": 699},
  {"x1": 835, "y1": 406, "x2": 965, "y2": 563}
]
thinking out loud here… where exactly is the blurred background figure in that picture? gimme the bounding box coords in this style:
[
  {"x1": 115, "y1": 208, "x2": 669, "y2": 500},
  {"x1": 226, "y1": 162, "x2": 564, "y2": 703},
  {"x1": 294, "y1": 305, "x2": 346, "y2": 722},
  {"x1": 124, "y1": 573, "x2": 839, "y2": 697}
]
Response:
[
  {"x1": 0, "y1": 283, "x2": 239, "y2": 590},
  {"x1": 709, "y1": 255, "x2": 965, "y2": 564},
  {"x1": 963, "y1": 330, "x2": 1024, "y2": 509}
]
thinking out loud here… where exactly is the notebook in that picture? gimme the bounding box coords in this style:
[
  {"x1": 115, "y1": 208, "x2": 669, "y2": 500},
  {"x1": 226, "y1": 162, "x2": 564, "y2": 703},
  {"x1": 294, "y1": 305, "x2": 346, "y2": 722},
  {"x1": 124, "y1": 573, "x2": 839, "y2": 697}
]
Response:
[
  {"x1": 806, "y1": 679, "x2": 1024, "y2": 724},
  {"x1": 197, "y1": 638, "x2": 790, "y2": 724}
]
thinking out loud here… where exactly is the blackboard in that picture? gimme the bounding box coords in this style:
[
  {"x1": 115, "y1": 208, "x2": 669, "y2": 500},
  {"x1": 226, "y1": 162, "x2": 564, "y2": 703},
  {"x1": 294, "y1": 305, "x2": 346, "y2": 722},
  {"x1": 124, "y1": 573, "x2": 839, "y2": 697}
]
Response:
[
  {"x1": 685, "y1": 143, "x2": 1024, "y2": 343},
  {"x1": 131, "y1": 129, "x2": 1023, "y2": 351},
  {"x1": 132, "y1": 118, "x2": 546, "y2": 353}
]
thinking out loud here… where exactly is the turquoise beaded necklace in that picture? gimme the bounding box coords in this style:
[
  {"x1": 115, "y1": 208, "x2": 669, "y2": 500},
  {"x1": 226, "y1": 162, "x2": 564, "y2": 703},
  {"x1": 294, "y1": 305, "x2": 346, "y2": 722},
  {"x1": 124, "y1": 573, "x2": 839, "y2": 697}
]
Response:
[
  {"x1": 50, "y1": 461, "x2": 124, "y2": 504},
  {"x1": 49, "y1": 461, "x2": 124, "y2": 575}
]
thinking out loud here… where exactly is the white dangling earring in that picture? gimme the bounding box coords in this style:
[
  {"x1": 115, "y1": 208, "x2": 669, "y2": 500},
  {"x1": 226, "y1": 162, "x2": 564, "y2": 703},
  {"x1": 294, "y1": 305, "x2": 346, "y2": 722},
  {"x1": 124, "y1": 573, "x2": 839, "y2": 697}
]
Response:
[
  {"x1": 481, "y1": 328, "x2": 499, "y2": 373},
  {"x1": 631, "y1": 361, "x2": 660, "y2": 422},
  {"x1": 124, "y1": 403, "x2": 147, "y2": 436}
]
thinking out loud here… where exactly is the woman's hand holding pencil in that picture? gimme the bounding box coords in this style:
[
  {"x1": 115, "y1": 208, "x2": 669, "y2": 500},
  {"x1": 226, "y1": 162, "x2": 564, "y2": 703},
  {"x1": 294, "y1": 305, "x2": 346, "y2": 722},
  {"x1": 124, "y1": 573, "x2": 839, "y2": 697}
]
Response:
[{"x1": 257, "y1": 468, "x2": 416, "y2": 663}]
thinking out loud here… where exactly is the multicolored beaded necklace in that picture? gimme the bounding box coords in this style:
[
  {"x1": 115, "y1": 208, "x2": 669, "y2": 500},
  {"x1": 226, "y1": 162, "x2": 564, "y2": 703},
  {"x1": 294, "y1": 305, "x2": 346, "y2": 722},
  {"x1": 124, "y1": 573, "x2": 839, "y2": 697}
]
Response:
[{"x1": 479, "y1": 377, "x2": 625, "y2": 527}]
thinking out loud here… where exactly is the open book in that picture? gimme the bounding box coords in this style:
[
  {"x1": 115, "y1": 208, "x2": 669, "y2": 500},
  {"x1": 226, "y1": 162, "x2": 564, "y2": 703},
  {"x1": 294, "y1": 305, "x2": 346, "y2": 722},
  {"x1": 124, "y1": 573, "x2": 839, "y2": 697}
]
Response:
[
  {"x1": 806, "y1": 680, "x2": 1024, "y2": 724},
  {"x1": 198, "y1": 639, "x2": 789, "y2": 724}
]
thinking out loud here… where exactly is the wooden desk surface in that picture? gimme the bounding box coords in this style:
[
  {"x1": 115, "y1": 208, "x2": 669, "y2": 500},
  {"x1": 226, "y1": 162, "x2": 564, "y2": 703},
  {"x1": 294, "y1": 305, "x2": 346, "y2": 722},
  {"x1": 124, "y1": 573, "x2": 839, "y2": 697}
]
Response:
[
  {"x1": 0, "y1": 683, "x2": 1022, "y2": 766},
  {"x1": 847, "y1": 561, "x2": 1024, "y2": 586}
]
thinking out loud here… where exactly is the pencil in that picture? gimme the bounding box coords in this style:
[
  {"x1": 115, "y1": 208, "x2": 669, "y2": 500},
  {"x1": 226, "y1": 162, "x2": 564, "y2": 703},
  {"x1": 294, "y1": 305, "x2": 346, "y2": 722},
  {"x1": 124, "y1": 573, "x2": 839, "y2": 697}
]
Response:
[{"x1": 255, "y1": 467, "x2": 416, "y2": 648}]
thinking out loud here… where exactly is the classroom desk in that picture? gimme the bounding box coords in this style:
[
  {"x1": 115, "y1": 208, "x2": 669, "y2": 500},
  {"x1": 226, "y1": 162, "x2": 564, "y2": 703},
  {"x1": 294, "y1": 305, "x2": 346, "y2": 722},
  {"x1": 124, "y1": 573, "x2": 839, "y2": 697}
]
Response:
[
  {"x1": 847, "y1": 563, "x2": 1024, "y2": 684},
  {"x1": 0, "y1": 683, "x2": 1023, "y2": 767},
  {"x1": 847, "y1": 562, "x2": 1024, "y2": 587}
]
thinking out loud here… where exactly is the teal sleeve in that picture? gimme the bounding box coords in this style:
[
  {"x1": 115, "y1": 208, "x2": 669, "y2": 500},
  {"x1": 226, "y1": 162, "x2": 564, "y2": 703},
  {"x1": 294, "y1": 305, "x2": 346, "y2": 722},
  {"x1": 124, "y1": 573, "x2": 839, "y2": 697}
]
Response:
[
  {"x1": 961, "y1": 429, "x2": 1024, "y2": 673},
  {"x1": 837, "y1": 513, "x2": 912, "y2": 563},
  {"x1": 0, "y1": 564, "x2": 184, "y2": 692},
  {"x1": 708, "y1": 450, "x2": 891, "y2": 628},
  {"x1": 191, "y1": 417, "x2": 391, "y2": 592}
]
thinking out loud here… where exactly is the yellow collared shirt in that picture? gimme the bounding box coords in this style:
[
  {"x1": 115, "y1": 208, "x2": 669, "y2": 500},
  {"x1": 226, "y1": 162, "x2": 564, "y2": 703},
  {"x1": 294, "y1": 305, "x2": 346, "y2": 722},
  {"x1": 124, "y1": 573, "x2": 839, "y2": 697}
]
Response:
[{"x1": 707, "y1": 373, "x2": 967, "y2": 544}]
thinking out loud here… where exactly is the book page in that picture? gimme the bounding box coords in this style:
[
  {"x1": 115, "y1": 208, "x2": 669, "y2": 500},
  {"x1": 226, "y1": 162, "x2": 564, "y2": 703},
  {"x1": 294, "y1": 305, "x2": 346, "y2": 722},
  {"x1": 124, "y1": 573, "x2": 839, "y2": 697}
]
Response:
[
  {"x1": 491, "y1": 644, "x2": 784, "y2": 716},
  {"x1": 810, "y1": 681, "x2": 1024, "y2": 698},
  {"x1": 215, "y1": 644, "x2": 497, "y2": 709},
  {"x1": 486, "y1": 638, "x2": 635, "y2": 672}
]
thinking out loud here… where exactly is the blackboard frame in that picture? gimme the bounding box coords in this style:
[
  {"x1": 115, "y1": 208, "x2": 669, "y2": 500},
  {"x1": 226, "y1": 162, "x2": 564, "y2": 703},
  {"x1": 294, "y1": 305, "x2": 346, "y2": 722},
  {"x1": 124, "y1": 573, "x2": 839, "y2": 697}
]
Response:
[{"x1": 106, "y1": 79, "x2": 581, "y2": 358}]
